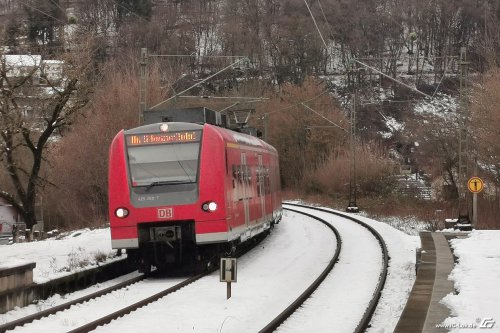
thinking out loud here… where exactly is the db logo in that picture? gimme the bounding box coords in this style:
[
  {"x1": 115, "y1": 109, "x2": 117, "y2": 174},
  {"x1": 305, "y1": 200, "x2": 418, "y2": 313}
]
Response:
[{"x1": 158, "y1": 208, "x2": 173, "y2": 219}]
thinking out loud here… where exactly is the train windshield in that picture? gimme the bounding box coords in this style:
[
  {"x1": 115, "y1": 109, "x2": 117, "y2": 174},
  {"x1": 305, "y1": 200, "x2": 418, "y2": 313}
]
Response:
[{"x1": 126, "y1": 134, "x2": 201, "y2": 187}]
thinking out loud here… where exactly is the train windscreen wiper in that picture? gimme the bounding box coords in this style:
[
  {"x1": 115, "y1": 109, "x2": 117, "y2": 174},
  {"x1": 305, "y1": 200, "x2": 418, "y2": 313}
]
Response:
[{"x1": 145, "y1": 180, "x2": 194, "y2": 192}]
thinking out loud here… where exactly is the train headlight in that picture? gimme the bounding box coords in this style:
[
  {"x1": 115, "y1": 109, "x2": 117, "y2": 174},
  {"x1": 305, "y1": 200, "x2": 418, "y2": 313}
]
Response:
[
  {"x1": 115, "y1": 208, "x2": 129, "y2": 218},
  {"x1": 202, "y1": 201, "x2": 217, "y2": 212},
  {"x1": 159, "y1": 123, "x2": 169, "y2": 132}
]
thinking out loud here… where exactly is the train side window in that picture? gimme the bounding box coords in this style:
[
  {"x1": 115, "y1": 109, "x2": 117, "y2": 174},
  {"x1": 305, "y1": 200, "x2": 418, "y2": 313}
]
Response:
[{"x1": 233, "y1": 165, "x2": 240, "y2": 183}]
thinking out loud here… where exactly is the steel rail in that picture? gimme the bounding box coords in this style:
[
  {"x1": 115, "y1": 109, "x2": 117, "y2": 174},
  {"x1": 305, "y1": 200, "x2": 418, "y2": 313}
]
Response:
[
  {"x1": 67, "y1": 230, "x2": 269, "y2": 333},
  {"x1": 0, "y1": 274, "x2": 145, "y2": 333},
  {"x1": 283, "y1": 202, "x2": 390, "y2": 333},
  {"x1": 258, "y1": 207, "x2": 342, "y2": 333},
  {"x1": 1, "y1": 222, "x2": 270, "y2": 333},
  {"x1": 67, "y1": 270, "x2": 214, "y2": 333}
]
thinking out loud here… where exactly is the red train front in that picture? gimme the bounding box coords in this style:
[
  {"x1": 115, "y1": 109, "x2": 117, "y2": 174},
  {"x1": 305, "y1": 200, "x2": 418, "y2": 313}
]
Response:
[{"x1": 108, "y1": 121, "x2": 282, "y2": 273}]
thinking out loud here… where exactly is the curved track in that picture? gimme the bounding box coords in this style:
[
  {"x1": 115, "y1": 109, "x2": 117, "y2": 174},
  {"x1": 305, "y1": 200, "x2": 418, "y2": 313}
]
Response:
[
  {"x1": 260, "y1": 203, "x2": 389, "y2": 333},
  {"x1": 259, "y1": 206, "x2": 342, "y2": 333},
  {"x1": 89, "y1": 208, "x2": 338, "y2": 333},
  {"x1": 2, "y1": 204, "x2": 389, "y2": 333}
]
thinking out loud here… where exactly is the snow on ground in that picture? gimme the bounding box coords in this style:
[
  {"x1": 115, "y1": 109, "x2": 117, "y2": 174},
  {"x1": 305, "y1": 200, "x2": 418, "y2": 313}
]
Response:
[
  {"x1": 0, "y1": 228, "x2": 118, "y2": 284},
  {"x1": 372, "y1": 215, "x2": 431, "y2": 236},
  {"x1": 440, "y1": 231, "x2": 500, "y2": 332},
  {"x1": 2, "y1": 206, "x2": 498, "y2": 332},
  {"x1": 0, "y1": 209, "x2": 417, "y2": 333},
  {"x1": 93, "y1": 210, "x2": 337, "y2": 333},
  {"x1": 277, "y1": 206, "x2": 383, "y2": 333},
  {"x1": 1, "y1": 212, "x2": 336, "y2": 332},
  {"x1": 309, "y1": 206, "x2": 421, "y2": 333},
  {"x1": 413, "y1": 92, "x2": 459, "y2": 120}
]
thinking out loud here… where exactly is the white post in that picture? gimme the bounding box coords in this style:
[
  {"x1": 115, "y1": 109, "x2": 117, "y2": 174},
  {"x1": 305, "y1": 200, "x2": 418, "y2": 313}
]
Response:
[{"x1": 472, "y1": 192, "x2": 477, "y2": 228}]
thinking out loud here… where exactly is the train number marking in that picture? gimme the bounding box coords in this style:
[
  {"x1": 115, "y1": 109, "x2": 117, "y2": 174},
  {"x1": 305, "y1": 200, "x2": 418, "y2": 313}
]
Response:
[
  {"x1": 138, "y1": 195, "x2": 160, "y2": 202},
  {"x1": 158, "y1": 208, "x2": 173, "y2": 219}
]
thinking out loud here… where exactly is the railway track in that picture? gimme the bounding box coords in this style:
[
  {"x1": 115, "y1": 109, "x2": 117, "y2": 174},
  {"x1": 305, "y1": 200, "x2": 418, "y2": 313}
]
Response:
[
  {"x1": 0, "y1": 271, "x2": 210, "y2": 333},
  {"x1": 87, "y1": 209, "x2": 338, "y2": 333},
  {"x1": 0, "y1": 273, "x2": 145, "y2": 333},
  {"x1": 259, "y1": 206, "x2": 342, "y2": 333},
  {"x1": 67, "y1": 271, "x2": 212, "y2": 333},
  {"x1": 2, "y1": 204, "x2": 389, "y2": 332},
  {"x1": 1, "y1": 233, "x2": 266, "y2": 333},
  {"x1": 259, "y1": 203, "x2": 389, "y2": 333}
]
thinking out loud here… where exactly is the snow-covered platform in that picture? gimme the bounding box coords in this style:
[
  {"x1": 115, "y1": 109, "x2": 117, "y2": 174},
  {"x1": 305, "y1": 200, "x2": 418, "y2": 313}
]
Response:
[{"x1": 394, "y1": 231, "x2": 462, "y2": 333}]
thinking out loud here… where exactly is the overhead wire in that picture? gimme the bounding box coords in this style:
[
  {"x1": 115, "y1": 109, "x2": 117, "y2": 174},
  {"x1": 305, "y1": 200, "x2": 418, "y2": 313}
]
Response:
[
  {"x1": 48, "y1": 0, "x2": 65, "y2": 13},
  {"x1": 301, "y1": 102, "x2": 347, "y2": 132},
  {"x1": 304, "y1": 0, "x2": 330, "y2": 55},
  {"x1": 264, "y1": 88, "x2": 331, "y2": 116},
  {"x1": 302, "y1": 0, "x2": 456, "y2": 104}
]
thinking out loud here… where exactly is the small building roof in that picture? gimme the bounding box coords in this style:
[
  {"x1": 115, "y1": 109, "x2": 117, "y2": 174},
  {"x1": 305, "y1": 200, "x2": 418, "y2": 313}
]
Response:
[{"x1": 2, "y1": 54, "x2": 42, "y2": 67}]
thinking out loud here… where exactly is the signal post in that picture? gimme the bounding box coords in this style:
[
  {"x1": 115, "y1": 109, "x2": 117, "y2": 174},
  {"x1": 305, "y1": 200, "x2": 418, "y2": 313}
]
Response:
[
  {"x1": 467, "y1": 177, "x2": 484, "y2": 228},
  {"x1": 220, "y1": 258, "x2": 237, "y2": 299}
]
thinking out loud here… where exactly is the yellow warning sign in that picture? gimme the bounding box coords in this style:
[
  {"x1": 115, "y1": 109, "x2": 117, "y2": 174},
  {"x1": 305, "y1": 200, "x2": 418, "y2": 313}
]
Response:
[{"x1": 467, "y1": 177, "x2": 484, "y2": 193}]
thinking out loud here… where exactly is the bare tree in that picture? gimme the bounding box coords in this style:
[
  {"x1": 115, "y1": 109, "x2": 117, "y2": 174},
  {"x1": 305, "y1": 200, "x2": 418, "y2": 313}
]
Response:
[
  {"x1": 75, "y1": 0, "x2": 117, "y2": 36},
  {"x1": 0, "y1": 38, "x2": 96, "y2": 230},
  {"x1": 263, "y1": 77, "x2": 347, "y2": 187},
  {"x1": 43, "y1": 50, "x2": 166, "y2": 229},
  {"x1": 406, "y1": 113, "x2": 460, "y2": 200},
  {"x1": 23, "y1": 0, "x2": 66, "y2": 52}
]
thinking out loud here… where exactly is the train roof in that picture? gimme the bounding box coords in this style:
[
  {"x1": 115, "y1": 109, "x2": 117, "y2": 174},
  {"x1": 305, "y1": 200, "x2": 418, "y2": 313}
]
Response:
[
  {"x1": 207, "y1": 124, "x2": 277, "y2": 153},
  {"x1": 124, "y1": 122, "x2": 203, "y2": 135}
]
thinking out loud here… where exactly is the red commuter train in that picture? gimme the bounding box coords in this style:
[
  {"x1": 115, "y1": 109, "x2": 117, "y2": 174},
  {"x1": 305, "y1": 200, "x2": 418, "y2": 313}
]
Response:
[{"x1": 108, "y1": 121, "x2": 282, "y2": 273}]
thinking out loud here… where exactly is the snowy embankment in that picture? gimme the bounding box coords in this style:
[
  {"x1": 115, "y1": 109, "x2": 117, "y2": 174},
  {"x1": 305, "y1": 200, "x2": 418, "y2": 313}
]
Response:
[
  {"x1": 0, "y1": 229, "x2": 118, "y2": 284},
  {"x1": 441, "y1": 231, "x2": 500, "y2": 332},
  {"x1": 313, "y1": 207, "x2": 421, "y2": 333}
]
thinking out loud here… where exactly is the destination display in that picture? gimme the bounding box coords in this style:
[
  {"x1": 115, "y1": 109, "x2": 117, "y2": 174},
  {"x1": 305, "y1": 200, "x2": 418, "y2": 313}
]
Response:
[{"x1": 127, "y1": 131, "x2": 201, "y2": 146}]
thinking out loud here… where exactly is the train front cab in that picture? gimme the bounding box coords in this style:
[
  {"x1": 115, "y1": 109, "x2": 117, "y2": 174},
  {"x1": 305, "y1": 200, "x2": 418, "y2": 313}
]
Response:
[
  {"x1": 109, "y1": 123, "x2": 224, "y2": 272},
  {"x1": 108, "y1": 123, "x2": 281, "y2": 273}
]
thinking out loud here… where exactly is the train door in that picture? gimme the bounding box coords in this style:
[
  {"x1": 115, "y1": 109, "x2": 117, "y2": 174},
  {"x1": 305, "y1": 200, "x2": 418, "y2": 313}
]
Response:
[
  {"x1": 241, "y1": 152, "x2": 250, "y2": 227},
  {"x1": 258, "y1": 155, "x2": 266, "y2": 222}
]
